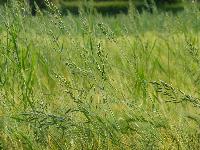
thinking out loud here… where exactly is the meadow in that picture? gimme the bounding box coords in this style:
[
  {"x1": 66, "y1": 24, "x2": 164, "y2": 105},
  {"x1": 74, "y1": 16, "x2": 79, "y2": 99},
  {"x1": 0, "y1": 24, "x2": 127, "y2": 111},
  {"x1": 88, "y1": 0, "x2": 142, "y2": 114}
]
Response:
[{"x1": 0, "y1": 1, "x2": 200, "y2": 149}]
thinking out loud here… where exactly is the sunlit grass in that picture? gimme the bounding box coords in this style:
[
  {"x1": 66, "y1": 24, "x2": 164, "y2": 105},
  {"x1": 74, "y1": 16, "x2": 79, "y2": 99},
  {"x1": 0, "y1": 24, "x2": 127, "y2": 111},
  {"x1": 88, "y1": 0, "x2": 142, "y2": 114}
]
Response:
[{"x1": 0, "y1": 1, "x2": 200, "y2": 149}]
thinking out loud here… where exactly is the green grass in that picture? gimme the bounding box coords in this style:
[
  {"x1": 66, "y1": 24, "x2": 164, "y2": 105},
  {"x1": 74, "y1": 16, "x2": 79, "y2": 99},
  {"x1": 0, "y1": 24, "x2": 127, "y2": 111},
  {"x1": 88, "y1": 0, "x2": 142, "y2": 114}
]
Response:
[
  {"x1": 59, "y1": 1, "x2": 199, "y2": 15},
  {"x1": 0, "y1": 1, "x2": 200, "y2": 149}
]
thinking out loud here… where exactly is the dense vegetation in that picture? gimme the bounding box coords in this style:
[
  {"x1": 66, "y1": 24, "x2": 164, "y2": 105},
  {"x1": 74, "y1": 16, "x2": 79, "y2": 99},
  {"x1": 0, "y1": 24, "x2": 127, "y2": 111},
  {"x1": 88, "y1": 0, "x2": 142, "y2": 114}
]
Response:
[
  {"x1": 0, "y1": 0, "x2": 197, "y2": 15},
  {"x1": 0, "y1": 0, "x2": 200, "y2": 149}
]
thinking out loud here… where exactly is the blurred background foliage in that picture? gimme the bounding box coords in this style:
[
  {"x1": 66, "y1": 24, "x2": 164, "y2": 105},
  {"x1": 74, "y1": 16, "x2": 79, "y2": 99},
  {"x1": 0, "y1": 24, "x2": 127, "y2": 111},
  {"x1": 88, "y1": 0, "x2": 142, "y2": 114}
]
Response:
[{"x1": 0, "y1": 0, "x2": 199, "y2": 15}]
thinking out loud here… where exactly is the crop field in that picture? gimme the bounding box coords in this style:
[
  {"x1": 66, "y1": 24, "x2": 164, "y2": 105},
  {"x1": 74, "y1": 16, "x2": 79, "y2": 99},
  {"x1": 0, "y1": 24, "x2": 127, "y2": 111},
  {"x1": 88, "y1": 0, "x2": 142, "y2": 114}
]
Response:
[{"x1": 0, "y1": 1, "x2": 200, "y2": 150}]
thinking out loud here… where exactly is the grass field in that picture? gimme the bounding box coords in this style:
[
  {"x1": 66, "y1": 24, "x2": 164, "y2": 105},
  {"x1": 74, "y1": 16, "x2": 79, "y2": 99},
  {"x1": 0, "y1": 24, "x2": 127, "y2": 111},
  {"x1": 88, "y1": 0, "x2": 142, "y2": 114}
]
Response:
[{"x1": 0, "y1": 1, "x2": 200, "y2": 150}]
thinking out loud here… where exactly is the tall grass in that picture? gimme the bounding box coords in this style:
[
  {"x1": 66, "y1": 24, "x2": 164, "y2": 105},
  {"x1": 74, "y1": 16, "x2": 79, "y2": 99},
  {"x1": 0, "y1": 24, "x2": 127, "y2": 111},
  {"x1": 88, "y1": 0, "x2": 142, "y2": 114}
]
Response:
[{"x1": 0, "y1": 1, "x2": 200, "y2": 149}]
